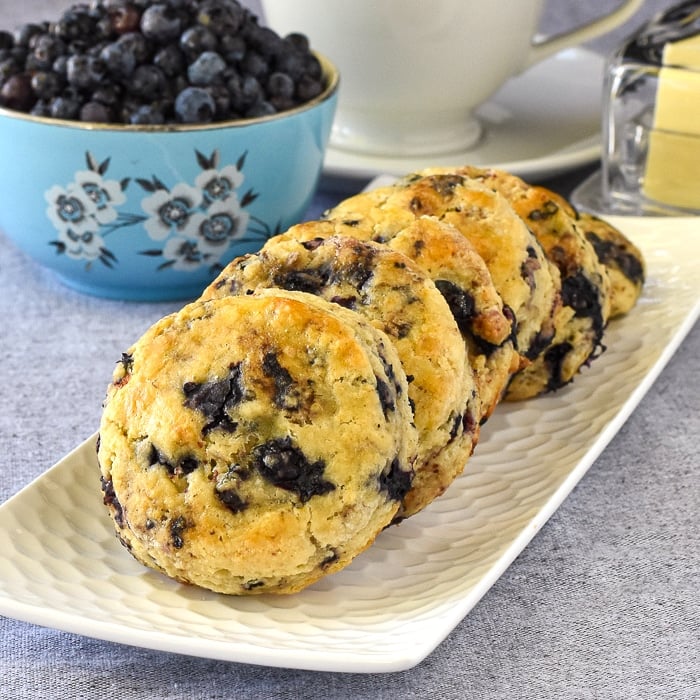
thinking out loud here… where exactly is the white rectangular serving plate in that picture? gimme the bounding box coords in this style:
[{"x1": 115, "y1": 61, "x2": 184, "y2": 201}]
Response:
[{"x1": 0, "y1": 216, "x2": 698, "y2": 673}]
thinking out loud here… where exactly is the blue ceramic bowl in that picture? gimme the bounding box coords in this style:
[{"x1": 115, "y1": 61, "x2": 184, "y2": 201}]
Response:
[{"x1": 0, "y1": 54, "x2": 338, "y2": 301}]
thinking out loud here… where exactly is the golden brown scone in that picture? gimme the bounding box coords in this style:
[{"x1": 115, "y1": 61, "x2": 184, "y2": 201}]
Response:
[
  {"x1": 378, "y1": 217, "x2": 520, "y2": 421},
  {"x1": 413, "y1": 166, "x2": 613, "y2": 400},
  {"x1": 575, "y1": 212, "x2": 646, "y2": 318},
  {"x1": 202, "y1": 231, "x2": 477, "y2": 521},
  {"x1": 326, "y1": 173, "x2": 562, "y2": 395},
  {"x1": 504, "y1": 183, "x2": 646, "y2": 318},
  {"x1": 98, "y1": 291, "x2": 417, "y2": 595},
  {"x1": 274, "y1": 216, "x2": 519, "y2": 423}
]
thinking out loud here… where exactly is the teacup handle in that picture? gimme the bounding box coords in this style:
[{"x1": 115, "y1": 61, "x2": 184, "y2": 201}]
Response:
[{"x1": 526, "y1": 0, "x2": 645, "y2": 68}]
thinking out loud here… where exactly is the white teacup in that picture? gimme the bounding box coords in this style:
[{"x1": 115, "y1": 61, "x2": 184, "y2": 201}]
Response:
[{"x1": 262, "y1": 0, "x2": 643, "y2": 157}]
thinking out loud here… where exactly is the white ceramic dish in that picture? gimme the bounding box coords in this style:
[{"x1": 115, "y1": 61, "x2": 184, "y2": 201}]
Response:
[
  {"x1": 0, "y1": 216, "x2": 698, "y2": 673},
  {"x1": 323, "y1": 48, "x2": 604, "y2": 181}
]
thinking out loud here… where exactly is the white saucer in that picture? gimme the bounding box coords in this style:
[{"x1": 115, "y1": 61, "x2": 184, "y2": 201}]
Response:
[{"x1": 323, "y1": 48, "x2": 604, "y2": 182}]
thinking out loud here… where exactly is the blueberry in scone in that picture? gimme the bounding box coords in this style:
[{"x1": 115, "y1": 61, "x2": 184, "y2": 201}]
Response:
[
  {"x1": 575, "y1": 212, "x2": 645, "y2": 318},
  {"x1": 98, "y1": 291, "x2": 417, "y2": 594},
  {"x1": 202, "y1": 231, "x2": 477, "y2": 520}
]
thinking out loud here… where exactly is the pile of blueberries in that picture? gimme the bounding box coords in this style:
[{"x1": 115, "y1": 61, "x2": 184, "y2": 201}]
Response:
[{"x1": 0, "y1": 0, "x2": 326, "y2": 124}]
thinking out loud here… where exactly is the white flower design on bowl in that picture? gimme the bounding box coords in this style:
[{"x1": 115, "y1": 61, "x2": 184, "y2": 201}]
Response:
[
  {"x1": 196, "y1": 163, "x2": 244, "y2": 205},
  {"x1": 74, "y1": 167, "x2": 127, "y2": 224},
  {"x1": 44, "y1": 149, "x2": 275, "y2": 274},
  {"x1": 141, "y1": 183, "x2": 204, "y2": 242}
]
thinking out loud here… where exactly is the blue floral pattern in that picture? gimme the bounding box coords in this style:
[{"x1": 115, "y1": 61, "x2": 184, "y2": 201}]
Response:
[{"x1": 45, "y1": 150, "x2": 275, "y2": 273}]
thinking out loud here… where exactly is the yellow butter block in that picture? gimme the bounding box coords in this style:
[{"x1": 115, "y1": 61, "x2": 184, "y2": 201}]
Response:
[
  {"x1": 652, "y1": 65, "x2": 700, "y2": 135},
  {"x1": 643, "y1": 33, "x2": 700, "y2": 207},
  {"x1": 663, "y1": 32, "x2": 700, "y2": 70},
  {"x1": 643, "y1": 130, "x2": 700, "y2": 209}
]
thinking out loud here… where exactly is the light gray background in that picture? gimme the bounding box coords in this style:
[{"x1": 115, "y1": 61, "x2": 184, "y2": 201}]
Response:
[{"x1": 1, "y1": 1, "x2": 697, "y2": 698}]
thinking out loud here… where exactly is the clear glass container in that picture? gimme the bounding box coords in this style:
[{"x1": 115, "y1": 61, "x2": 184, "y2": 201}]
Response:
[{"x1": 573, "y1": 1, "x2": 700, "y2": 216}]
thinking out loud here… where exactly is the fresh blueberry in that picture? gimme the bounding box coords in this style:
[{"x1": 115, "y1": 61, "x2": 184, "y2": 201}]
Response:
[
  {"x1": 187, "y1": 50, "x2": 226, "y2": 86},
  {"x1": 245, "y1": 99, "x2": 276, "y2": 118},
  {"x1": 80, "y1": 100, "x2": 112, "y2": 123},
  {"x1": 13, "y1": 23, "x2": 44, "y2": 48},
  {"x1": 66, "y1": 54, "x2": 105, "y2": 90},
  {"x1": 179, "y1": 25, "x2": 217, "y2": 60},
  {"x1": 153, "y1": 43, "x2": 186, "y2": 77},
  {"x1": 0, "y1": 57, "x2": 19, "y2": 83},
  {"x1": 140, "y1": 4, "x2": 182, "y2": 43},
  {"x1": 0, "y1": 30, "x2": 13, "y2": 51},
  {"x1": 91, "y1": 83, "x2": 123, "y2": 108},
  {"x1": 129, "y1": 64, "x2": 166, "y2": 98},
  {"x1": 0, "y1": 72, "x2": 33, "y2": 110},
  {"x1": 227, "y1": 73, "x2": 262, "y2": 112},
  {"x1": 266, "y1": 71, "x2": 294, "y2": 100},
  {"x1": 195, "y1": 0, "x2": 245, "y2": 37},
  {"x1": 174, "y1": 85, "x2": 216, "y2": 123},
  {"x1": 116, "y1": 31, "x2": 151, "y2": 64},
  {"x1": 49, "y1": 94, "x2": 81, "y2": 120},
  {"x1": 53, "y1": 8, "x2": 97, "y2": 42},
  {"x1": 129, "y1": 103, "x2": 165, "y2": 125},
  {"x1": 100, "y1": 39, "x2": 137, "y2": 78},
  {"x1": 108, "y1": 4, "x2": 142, "y2": 35},
  {"x1": 30, "y1": 70, "x2": 64, "y2": 100},
  {"x1": 296, "y1": 74, "x2": 323, "y2": 102},
  {"x1": 219, "y1": 33, "x2": 246, "y2": 62},
  {"x1": 240, "y1": 50, "x2": 268, "y2": 80},
  {"x1": 29, "y1": 35, "x2": 65, "y2": 71}
]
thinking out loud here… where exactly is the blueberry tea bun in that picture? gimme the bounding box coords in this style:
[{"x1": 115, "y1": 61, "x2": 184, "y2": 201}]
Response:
[
  {"x1": 575, "y1": 212, "x2": 646, "y2": 318},
  {"x1": 202, "y1": 232, "x2": 477, "y2": 520},
  {"x1": 268, "y1": 216, "x2": 519, "y2": 424},
  {"x1": 97, "y1": 291, "x2": 417, "y2": 595},
  {"x1": 427, "y1": 166, "x2": 613, "y2": 400},
  {"x1": 326, "y1": 174, "x2": 562, "y2": 394}
]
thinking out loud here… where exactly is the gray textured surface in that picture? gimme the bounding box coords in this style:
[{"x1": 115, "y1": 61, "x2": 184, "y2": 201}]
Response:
[{"x1": 1, "y1": 1, "x2": 698, "y2": 698}]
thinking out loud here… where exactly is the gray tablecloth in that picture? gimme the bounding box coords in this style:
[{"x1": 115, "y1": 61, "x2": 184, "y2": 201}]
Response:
[{"x1": 1, "y1": 1, "x2": 698, "y2": 698}]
